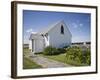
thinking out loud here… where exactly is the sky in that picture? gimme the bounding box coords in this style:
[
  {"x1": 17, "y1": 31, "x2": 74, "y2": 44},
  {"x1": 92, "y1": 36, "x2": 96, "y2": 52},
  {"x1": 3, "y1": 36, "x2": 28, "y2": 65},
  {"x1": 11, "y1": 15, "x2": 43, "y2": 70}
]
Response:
[{"x1": 23, "y1": 10, "x2": 91, "y2": 44}]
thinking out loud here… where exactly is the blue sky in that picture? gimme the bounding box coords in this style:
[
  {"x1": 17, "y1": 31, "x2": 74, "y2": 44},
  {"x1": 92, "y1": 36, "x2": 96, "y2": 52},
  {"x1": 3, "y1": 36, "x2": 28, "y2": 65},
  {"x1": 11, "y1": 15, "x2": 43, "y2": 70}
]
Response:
[{"x1": 23, "y1": 10, "x2": 91, "y2": 44}]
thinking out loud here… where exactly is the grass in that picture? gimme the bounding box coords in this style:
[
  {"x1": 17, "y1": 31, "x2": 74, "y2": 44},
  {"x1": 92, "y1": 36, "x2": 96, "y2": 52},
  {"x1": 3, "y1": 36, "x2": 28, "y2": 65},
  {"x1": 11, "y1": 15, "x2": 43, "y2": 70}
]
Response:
[
  {"x1": 23, "y1": 57, "x2": 42, "y2": 69},
  {"x1": 40, "y1": 53, "x2": 88, "y2": 66},
  {"x1": 23, "y1": 48, "x2": 42, "y2": 69},
  {"x1": 23, "y1": 48, "x2": 31, "y2": 56},
  {"x1": 23, "y1": 48, "x2": 88, "y2": 68},
  {"x1": 41, "y1": 53, "x2": 66, "y2": 63}
]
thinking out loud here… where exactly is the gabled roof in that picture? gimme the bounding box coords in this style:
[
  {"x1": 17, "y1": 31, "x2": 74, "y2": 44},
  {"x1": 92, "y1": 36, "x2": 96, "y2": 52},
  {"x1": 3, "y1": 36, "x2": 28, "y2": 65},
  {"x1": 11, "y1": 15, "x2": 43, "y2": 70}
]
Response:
[
  {"x1": 39, "y1": 20, "x2": 64, "y2": 35},
  {"x1": 30, "y1": 20, "x2": 72, "y2": 40},
  {"x1": 29, "y1": 33, "x2": 43, "y2": 40},
  {"x1": 39, "y1": 20, "x2": 72, "y2": 37}
]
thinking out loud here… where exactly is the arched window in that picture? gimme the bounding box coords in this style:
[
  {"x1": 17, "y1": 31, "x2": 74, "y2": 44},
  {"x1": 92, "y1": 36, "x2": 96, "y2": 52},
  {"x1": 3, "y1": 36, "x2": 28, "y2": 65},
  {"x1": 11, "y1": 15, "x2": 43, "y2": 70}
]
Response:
[{"x1": 61, "y1": 25, "x2": 64, "y2": 34}]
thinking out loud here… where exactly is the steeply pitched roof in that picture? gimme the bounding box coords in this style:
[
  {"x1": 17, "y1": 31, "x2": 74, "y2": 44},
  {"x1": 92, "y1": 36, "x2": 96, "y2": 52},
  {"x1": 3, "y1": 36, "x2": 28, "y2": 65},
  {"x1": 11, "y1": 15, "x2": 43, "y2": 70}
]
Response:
[
  {"x1": 39, "y1": 20, "x2": 64, "y2": 35},
  {"x1": 30, "y1": 20, "x2": 72, "y2": 40}
]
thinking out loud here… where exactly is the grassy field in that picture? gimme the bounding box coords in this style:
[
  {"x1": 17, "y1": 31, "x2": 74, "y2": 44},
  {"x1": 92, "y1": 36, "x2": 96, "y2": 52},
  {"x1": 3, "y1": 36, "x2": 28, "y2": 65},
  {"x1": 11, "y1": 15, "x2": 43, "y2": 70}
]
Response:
[
  {"x1": 23, "y1": 47, "x2": 89, "y2": 69},
  {"x1": 40, "y1": 53, "x2": 88, "y2": 66},
  {"x1": 23, "y1": 57, "x2": 42, "y2": 69},
  {"x1": 23, "y1": 48, "x2": 42, "y2": 69},
  {"x1": 23, "y1": 48, "x2": 31, "y2": 56}
]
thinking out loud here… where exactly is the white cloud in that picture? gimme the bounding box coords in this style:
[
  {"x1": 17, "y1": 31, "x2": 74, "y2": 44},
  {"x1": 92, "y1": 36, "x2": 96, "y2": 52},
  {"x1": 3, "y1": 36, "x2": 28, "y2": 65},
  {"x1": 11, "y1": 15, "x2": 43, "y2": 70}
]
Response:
[
  {"x1": 23, "y1": 35, "x2": 29, "y2": 44},
  {"x1": 26, "y1": 28, "x2": 33, "y2": 33},
  {"x1": 72, "y1": 23, "x2": 78, "y2": 28},
  {"x1": 26, "y1": 28, "x2": 38, "y2": 34},
  {"x1": 79, "y1": 23, "x2": 83, "y2": 27},
  {"x1": 24, "y1": 28, "x2": 38, "y2": 44},
  {"x1": 72, "y1": 23, "x2": 83, "y2": 29}
]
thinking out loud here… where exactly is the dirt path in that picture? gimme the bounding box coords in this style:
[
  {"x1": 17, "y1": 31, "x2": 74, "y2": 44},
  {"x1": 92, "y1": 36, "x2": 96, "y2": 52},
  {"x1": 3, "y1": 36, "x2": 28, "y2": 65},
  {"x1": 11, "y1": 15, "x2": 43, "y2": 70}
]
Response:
[{"x1": 26, "y1": 53, "x2": 72, "y2": 68}]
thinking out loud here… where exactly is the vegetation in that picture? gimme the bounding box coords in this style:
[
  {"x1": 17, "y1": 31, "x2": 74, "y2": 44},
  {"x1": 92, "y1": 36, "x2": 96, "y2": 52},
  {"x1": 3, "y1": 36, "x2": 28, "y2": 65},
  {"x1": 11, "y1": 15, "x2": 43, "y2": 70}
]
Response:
[
  {"x1": 57, "y1": 48, "x2": 66, "y2": 53},
  {"x1": 23, "y1": 48, "x2": 42, "y2": 69},
  {"x1": 82, "y1": 48, "x2": 91, "y2": 65},
  {"x1": 23, "y1": 48, "x2": 31, "y2": 56},
  {"x1": 66, "y1": 46, "x2": 82, "y2": 64},
  {"x1": 41, "y1": 53, "x2": 88, "y2": 66},
  {"x1": 41, "y1": 46, "x2": 91, "y2": 66},
  {"x1": 23, "y1": 57, "x2": 42, "y2": 69},
  {"x1": 43, "y1": 46, "x2": 60, "y2": 55},
  {"x1": 34, "y1": 52, "x2": 43, "y2": 54},
  {"x1": 23, "y1": 46, "x2": 91, "y2": 68},
  {"x1": 41, "y1": 54, "x2": 66, "y2": 63},
  {"x1": 66, "y1": 46, "x2": 91, "y2": 65},
  {"x1": 43, "y1": 46, "x2": 66, "y2": 55}
]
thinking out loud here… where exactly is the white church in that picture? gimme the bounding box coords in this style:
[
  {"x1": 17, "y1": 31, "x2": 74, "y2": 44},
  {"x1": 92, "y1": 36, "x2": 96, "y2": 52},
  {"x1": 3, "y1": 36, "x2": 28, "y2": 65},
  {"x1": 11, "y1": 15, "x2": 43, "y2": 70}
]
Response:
[{"x1": 29, "y1": 20, "x2": 72, "y2": 53}]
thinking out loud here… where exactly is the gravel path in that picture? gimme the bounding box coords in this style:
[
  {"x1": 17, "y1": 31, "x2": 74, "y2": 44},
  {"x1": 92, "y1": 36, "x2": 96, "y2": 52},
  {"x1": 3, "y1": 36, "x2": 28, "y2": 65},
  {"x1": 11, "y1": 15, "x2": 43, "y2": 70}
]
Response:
[{"x1": 26, "y1": 53, "x2": 72, "y2": 68}]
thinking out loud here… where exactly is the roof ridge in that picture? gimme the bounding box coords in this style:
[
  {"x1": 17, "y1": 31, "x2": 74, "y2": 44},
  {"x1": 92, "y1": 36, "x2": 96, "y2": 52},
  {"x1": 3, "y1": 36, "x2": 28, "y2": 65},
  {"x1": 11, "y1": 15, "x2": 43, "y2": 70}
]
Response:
[{"x1": 39, "y1": 20, "x2": 64, "y2": 34}]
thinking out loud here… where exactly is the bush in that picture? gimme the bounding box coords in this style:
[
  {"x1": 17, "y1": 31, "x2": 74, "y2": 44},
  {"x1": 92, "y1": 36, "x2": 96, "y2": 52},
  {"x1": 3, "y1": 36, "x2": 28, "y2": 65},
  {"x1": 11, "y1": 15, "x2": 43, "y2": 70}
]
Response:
[
  {"x1": 57, "y1": 48, "x2": 66, "y2": 53},
  {"x1": 43, "y1": 46, "x2": 60, "y2": 55},
  {"x1": 66, "y1": 46, "x2": 83, "y2": 63},
  {"x1": 34, "y1": 52, "x2": 43, "y2": 54},
  {"x1": 63, "y1": 45, "x2": 69, "y2": 48},
  {"x1": 66, "y1": 46, "x2": 91, "y2": 65},
  {"x1": 81, "y1": 48, "x2": 91, "y2": 65}
]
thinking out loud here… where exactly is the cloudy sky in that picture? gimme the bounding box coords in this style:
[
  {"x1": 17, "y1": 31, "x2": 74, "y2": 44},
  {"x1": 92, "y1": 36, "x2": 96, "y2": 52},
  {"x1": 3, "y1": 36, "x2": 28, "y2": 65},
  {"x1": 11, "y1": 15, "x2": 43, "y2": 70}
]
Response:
[{"x1": 23, "y1": 10, "x2": 91, "y2": 44}]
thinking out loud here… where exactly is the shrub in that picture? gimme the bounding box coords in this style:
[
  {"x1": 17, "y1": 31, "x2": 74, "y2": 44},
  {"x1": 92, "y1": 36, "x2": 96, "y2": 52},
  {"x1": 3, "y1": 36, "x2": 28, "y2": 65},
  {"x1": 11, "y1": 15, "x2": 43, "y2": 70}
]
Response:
[
  {"x1": 81, "y1": 48, "x2": 91, "y2": 65},
  {"x1": 66, "y1": 46, "x2": 91, "y2": 65},
  {"x1": 43, "y1": 46, "x2": 60, "y2": 55},
  {"x1": 34, "y1": 52, "x2": 43, "y2": 54},
  {"x1": 63, "y1": 45, "x2": 69, "y2": 48},
  {"x1": 57, "y1": 48, "x2": 66, "y2": 53},
  {"x1": 86, "y1": 49, "x2": 91, "y2": 65},
  {"x1": 66, "y1": 46, "x2": 83, "y2": 64}
]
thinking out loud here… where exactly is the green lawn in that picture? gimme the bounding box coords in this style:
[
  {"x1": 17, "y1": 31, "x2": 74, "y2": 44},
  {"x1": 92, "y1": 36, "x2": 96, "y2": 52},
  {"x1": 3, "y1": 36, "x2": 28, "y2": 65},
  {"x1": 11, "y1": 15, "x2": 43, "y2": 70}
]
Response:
[
  {"x1": 23, "y1": 47, "x2": 89, "y2": 69},
  {"x1": 23, "y1": 48, "x2": 31, "y2": 56},
  {"x1": 40, "y1": 53, "x2": 88, "y2": 66},
  {"x1": 42, "y1": 54, "x2": 67, "y2": 63},
  {"x1": 23, "y1": 48, "x2": 42, "y2": 69},
  {"x1": 23, "y1": 57, "x2": 42, "y2": 69}
]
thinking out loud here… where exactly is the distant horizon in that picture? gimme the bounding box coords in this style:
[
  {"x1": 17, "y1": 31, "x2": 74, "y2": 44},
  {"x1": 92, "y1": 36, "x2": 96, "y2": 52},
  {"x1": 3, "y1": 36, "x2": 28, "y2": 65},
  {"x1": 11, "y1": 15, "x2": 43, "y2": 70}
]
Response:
[
  {"x1": 23, "y1": 41, "x2": 91, "y2": 45},
  {"x1": 23, "y1": 10, "x2": 91, "y2": 44}
]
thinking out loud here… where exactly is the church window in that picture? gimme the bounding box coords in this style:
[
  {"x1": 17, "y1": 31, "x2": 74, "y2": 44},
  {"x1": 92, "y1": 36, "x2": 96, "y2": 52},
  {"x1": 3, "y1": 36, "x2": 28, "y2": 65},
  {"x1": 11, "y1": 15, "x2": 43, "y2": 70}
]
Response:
[{"x1": 61, "y1": 25, "x2": 64, "y2": 34}]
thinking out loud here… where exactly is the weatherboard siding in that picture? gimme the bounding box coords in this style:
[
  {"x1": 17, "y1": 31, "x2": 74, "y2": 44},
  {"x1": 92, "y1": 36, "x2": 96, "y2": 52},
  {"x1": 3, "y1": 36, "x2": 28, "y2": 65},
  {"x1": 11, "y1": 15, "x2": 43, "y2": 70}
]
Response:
[
  {"x1": 48, "y1": 21, "x2": 71, "y2": 48},
  {"x1": 29, "y1": 21, "x2": 72, "y2": 53}
]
